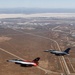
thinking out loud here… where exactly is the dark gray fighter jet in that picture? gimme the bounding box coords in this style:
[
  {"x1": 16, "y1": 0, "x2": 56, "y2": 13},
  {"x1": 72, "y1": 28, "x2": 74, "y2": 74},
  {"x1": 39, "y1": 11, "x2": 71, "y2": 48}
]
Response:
[{"x1": 44, "y1": 48, "x2": 71, "y2": 56}]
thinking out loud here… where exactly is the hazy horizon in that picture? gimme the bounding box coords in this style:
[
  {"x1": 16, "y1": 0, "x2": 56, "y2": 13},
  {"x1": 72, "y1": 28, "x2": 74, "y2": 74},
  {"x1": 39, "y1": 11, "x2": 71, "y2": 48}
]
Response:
[{"x1": 0, "y1": 0, "x2": 75, "y2": 14}]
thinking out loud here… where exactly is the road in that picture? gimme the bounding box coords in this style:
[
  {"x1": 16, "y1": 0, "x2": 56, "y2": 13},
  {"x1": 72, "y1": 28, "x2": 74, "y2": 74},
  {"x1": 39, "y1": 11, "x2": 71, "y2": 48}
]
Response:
[
  {"x1": 52, "y1": 25, "x2": 75, "y2": 74},
  {"x1": 52, "y1": 26, "x2": 60, "y2": 31}
]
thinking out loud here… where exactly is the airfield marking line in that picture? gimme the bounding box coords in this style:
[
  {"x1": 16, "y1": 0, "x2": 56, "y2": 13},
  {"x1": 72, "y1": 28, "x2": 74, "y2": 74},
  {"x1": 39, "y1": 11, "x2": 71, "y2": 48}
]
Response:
[
  {"x1": 52, "y1": 43, "x2": 65, "y2": 75},
  {"x1": 0, "y1": 47, "x2": 24, "y2": 60},
  {"x1": 67, "y1": 57, "x2": 75, "y2": 72},
  {"x1": 52, "y1": 26, "x2": 60, "y2": 31},
  {"x1": 58, "y1": 57, "x2": 65, "y2": 75},
  {"x1": 52, "y1": 26, "x2": 70, "y2": 34},
  {"x1": 0, "y1": 47, "x2": 59, "y2": 74},
  {"x1": 37, "y1": 66, "x2": 62, "y2": 74},
  {"x1": 62, "y1": 56, "x2": 70, "y2": 75}
]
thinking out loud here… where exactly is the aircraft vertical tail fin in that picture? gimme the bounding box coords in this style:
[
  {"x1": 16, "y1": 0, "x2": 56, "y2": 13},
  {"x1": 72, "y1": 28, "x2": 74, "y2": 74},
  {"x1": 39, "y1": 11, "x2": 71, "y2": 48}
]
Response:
[
  {"x1": 64, "y1": 48, "x2": 71, "y2": 54},
  {"x1": 32, "y1": 57, "x2": 40, "y2": 65}
]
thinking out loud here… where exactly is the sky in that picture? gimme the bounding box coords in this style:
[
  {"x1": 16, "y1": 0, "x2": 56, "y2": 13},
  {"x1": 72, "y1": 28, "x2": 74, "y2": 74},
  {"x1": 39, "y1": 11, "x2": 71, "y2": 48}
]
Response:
[{"x1": 0, "y1": 0, "x2": 75, "y2": 9}]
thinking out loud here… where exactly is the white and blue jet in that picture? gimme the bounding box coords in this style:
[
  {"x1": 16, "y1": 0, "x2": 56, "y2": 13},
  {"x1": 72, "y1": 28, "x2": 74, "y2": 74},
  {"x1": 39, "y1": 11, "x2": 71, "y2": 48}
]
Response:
[{"x1": 44, "y1": 48, "x2": 71, "y2": 56}]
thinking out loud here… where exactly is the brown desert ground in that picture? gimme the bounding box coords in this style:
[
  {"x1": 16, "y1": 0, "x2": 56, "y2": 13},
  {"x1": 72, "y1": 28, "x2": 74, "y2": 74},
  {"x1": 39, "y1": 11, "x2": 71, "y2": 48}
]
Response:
[{"x1": 0, "y1": 28, "x2": 61, "y2": 75}]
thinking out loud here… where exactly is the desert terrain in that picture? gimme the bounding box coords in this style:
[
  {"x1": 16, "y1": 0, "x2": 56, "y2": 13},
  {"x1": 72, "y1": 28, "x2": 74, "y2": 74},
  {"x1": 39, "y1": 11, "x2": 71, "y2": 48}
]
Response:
[{"x1": 0, "y1": 13, "x2": 75, "y2": 75}]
